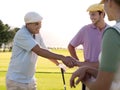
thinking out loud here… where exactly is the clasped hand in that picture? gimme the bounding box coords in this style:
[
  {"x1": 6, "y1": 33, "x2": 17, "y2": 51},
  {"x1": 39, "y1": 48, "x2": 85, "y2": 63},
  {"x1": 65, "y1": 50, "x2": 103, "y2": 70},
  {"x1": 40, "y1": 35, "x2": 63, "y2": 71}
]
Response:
[{"x1": 62, "y1": 56, "x2": 78, "y2": 68}]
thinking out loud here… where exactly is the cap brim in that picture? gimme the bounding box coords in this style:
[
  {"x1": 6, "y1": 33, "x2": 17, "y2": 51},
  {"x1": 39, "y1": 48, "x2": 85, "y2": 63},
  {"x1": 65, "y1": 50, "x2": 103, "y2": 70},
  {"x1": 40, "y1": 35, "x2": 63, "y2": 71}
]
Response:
[{"x1": 100, "y1": 0, "x2": 104, "y2": 4}]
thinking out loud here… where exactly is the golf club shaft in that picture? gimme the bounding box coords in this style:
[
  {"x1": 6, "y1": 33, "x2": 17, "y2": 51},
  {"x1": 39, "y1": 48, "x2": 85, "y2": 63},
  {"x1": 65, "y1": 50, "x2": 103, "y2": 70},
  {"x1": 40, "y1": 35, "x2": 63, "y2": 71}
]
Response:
[{"x1": 61, "y1": 68, "x2": 66, "y2": 90}]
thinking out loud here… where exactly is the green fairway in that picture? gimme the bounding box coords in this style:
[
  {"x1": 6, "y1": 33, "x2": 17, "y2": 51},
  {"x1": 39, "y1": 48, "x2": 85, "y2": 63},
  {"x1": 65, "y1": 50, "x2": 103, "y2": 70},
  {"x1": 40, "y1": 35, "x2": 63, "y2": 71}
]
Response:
[{"x1": 0, "y1": 49, "x2": 84, "y2": 90}]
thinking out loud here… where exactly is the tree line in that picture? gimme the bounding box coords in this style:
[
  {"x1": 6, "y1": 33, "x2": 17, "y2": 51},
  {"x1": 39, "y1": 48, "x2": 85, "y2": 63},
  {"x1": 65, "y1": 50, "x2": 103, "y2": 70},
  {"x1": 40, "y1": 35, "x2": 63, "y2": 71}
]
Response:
[{"x1": 0, "y1": 20, "x2": 19, "y2": 52}]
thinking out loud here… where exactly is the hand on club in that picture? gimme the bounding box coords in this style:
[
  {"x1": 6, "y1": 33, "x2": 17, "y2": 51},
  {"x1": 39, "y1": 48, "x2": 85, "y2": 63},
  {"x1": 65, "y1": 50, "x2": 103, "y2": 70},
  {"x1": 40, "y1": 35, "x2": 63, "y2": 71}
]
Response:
[{"x1": 58, "y1": 63, "x2": 67, "y2": 72}]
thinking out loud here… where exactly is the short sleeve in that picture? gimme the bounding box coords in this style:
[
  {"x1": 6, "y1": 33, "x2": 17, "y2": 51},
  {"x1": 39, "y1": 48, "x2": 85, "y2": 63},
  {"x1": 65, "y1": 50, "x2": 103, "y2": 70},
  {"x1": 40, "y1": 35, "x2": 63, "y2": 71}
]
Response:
[
  {"x1": 14, "y1": 31, "x2": 37, "y2": 51},
  {"x1": 70, "y1": 26, "x2": 86, "y2": 47}
]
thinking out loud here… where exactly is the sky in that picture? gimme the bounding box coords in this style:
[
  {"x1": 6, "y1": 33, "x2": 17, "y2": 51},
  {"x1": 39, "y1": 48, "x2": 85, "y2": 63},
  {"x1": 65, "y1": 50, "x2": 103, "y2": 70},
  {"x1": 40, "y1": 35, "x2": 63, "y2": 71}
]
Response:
[{"x1": 0, "y1": 0, "x2": 115, "y2": 48}]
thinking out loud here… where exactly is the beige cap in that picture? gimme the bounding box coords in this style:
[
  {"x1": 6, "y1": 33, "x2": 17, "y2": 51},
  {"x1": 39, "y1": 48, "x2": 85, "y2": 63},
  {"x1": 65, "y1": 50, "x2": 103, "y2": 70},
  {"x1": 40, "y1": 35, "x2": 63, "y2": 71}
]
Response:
[
  {"x1": 87, "y1": 3, "x2": 104, "y2": 12},
  {"x1": 24, "y1": 12, "x2": 43, "y2": 23},
  {"x1": 100, "y1": 0, "x2": 105, "y2": 4}
]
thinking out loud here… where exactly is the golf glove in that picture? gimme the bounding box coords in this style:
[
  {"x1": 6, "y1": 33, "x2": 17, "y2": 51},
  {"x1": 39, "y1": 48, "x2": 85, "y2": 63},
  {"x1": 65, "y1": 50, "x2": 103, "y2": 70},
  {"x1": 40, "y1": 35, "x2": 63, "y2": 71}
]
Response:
[{"x1": 58, "y1": 63, "x2": 66, "y2": 72}]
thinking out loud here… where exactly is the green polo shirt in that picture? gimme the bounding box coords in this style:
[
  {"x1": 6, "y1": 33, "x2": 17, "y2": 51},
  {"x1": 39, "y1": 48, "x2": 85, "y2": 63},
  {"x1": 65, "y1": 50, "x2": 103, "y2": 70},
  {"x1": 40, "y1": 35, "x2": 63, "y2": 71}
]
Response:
[{"x1": 99, "y1": 27, "x2": 120, "y2": 72}]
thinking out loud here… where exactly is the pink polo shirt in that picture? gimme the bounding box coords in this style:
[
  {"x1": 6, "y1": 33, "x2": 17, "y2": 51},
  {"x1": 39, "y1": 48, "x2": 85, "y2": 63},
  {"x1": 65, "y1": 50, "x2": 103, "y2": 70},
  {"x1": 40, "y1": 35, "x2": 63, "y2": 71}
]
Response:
[{"x1": 70, "y1": 24, "x2": 108, "y2": 62}]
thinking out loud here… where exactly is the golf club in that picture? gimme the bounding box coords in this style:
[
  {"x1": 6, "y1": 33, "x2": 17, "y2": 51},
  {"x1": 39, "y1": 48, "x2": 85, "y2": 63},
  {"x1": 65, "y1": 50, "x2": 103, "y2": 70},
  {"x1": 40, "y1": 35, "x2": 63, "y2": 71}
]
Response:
[{"x1": 60, "y1": 68, "x2": 66, "y2": 90}]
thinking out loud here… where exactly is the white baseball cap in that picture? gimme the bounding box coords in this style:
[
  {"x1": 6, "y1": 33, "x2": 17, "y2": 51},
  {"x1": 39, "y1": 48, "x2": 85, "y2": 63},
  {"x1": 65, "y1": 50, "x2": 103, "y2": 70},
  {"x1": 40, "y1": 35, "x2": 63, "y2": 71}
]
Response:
[{"x1": 24, "y1": 11, "x2": 43, "y2": 23}]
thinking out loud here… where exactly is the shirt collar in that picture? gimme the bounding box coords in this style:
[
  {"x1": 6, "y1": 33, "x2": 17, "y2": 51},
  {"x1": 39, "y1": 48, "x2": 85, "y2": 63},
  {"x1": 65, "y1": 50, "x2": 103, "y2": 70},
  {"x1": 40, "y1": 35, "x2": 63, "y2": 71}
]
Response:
[{"x1": 91, "y1": 23, "x2": 109, "y2": 31}]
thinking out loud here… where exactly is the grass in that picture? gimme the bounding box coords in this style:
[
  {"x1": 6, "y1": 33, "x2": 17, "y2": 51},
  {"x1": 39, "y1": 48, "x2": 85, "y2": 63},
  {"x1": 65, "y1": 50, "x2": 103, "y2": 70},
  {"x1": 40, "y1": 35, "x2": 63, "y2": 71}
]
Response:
[{"x1": 0, "y1": 49, "x2": 84, "y2": 90}]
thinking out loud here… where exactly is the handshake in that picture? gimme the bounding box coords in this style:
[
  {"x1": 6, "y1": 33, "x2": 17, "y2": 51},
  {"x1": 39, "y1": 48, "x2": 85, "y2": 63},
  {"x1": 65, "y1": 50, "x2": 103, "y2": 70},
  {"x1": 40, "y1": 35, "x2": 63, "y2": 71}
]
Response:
[{"x1": 60, "y1": 56, "x2": 80, "y2": 68}]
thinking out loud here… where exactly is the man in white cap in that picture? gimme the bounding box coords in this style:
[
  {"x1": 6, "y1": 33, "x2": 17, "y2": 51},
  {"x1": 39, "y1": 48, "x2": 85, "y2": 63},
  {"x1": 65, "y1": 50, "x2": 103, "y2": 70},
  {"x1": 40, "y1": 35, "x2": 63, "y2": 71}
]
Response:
[
  {"x1": 6, "y1": 11, "x2": 76, "y2": 90},
  {"x1": 68, "y1": 3, "x2": 109, "y2": 90}
]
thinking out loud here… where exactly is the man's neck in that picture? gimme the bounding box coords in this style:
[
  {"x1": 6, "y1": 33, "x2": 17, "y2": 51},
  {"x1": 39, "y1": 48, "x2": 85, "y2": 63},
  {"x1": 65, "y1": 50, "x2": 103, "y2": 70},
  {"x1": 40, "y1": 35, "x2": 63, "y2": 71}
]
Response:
[{"x1": 96, "y1": 21, "x2": 106, "y2": 31}]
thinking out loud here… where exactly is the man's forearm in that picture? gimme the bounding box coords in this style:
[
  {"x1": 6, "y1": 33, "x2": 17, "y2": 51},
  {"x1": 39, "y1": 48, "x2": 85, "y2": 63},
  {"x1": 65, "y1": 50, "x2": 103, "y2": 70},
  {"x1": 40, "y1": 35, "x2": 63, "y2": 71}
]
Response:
[
  {"x1": 68, "y1": 44, "x2": 79, "y2": 60},
  {"x1": 32, "y1": 45, "x2": 65, "y2": 60},
  {"x1": 76, "y1": 61, "x2": 99, "y2": 68}
]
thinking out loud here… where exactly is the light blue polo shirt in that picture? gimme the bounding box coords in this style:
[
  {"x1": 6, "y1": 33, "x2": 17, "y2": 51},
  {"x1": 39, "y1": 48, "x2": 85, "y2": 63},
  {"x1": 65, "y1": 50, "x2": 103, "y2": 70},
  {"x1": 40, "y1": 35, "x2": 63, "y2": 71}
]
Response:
[{"x1": 6, "y1": 26, "x2": 46, "y2": 83}]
